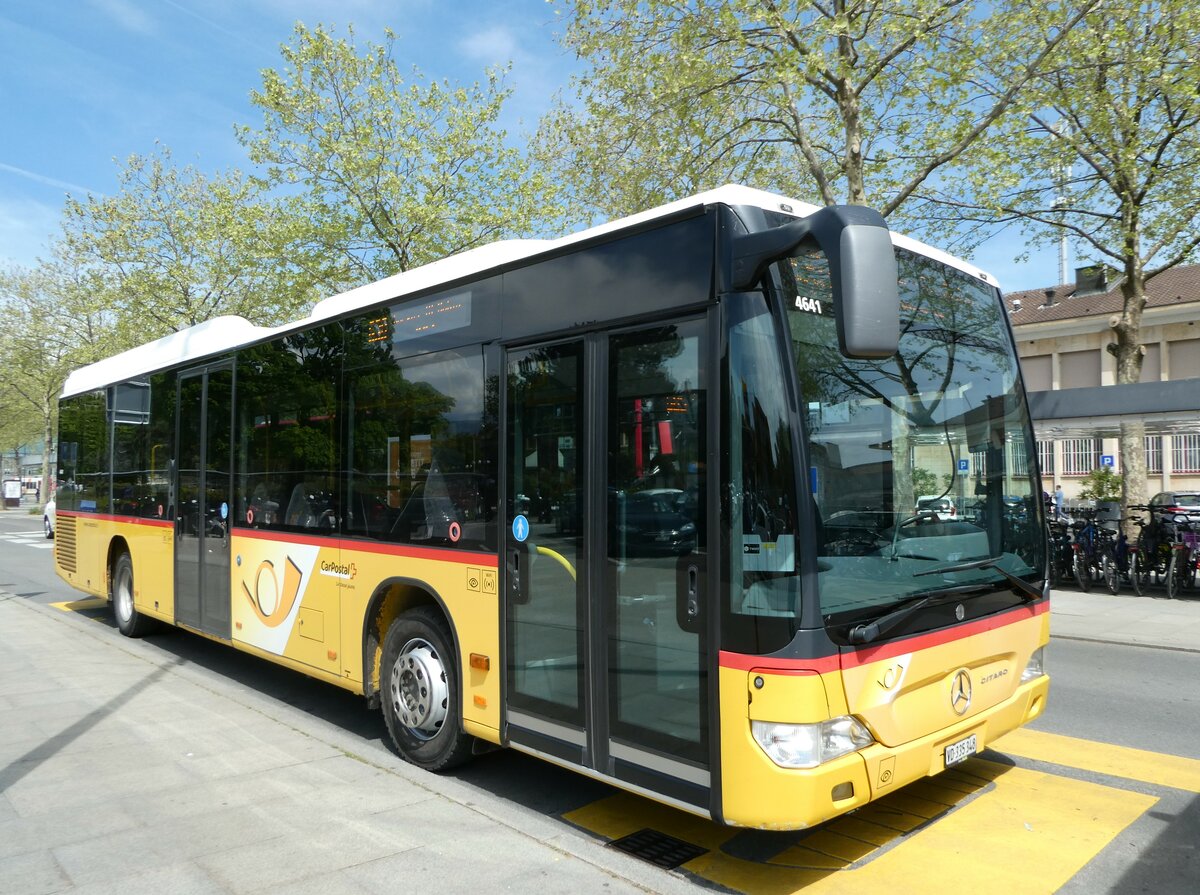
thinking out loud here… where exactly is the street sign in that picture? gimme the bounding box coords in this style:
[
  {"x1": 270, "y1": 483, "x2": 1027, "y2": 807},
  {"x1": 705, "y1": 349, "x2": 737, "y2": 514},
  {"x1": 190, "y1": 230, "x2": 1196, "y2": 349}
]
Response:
[
  {"x1": 957, "y1": 459, "x2": 969, "y2": 472},
  {"x1": 1101, "y1": 455, "x2": 1114, "y2": 467}
]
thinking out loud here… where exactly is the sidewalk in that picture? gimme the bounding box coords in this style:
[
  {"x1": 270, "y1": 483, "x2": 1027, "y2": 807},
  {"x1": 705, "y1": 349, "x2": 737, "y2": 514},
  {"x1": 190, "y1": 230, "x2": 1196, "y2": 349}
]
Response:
[
  {"x1": 0, "y1": 594, "x2": 680, "y2": 895},
  {"x1": 1049, "y1": 587, "x2": 1200, "y2": 652}
]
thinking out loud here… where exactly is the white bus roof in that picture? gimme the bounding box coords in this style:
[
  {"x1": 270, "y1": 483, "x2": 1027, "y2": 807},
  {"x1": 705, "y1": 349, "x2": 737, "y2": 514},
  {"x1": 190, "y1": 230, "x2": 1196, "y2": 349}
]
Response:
[{"x1": 60, "y1": 184, "x2": 996, "y2": 398}]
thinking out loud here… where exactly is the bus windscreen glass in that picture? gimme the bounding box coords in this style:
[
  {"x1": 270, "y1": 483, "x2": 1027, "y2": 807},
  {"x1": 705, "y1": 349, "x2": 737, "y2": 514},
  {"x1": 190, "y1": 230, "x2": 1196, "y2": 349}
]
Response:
[{"x1": 782, "y1": 248, "x2": 1044, "y2": 632}]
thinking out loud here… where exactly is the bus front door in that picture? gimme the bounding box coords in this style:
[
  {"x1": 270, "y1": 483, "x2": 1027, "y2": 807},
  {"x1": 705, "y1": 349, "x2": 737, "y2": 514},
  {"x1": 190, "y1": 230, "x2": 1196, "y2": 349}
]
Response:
[
  {"x1": 174, "y1": 364, "x2": 233, "y2": 638},
  {"x1": 504, "y1": 320, "x2": 710, "y2": 811}
]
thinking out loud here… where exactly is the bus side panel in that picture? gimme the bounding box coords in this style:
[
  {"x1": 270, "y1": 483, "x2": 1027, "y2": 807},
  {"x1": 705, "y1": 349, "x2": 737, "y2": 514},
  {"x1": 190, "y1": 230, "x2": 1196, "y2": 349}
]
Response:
[
  {"x1": 52, "y1": 515, "x2": 175, "y2": 621},
  {"x1": 230, "y1": 533, "x2": 501, "y2": 740},
  {"x1": 339, "y1": 542, "x2": 502, "y2": 742},
  {"x1": 118, "y1": 518, "x2": 175, "y2": 622},
  {"x1": 232, "y1": 533, "x2": 344, "y2": 677},
  {"x1": 52, "y1": 513, "x2": 113, "y2": 599},
  {"x1": 53, "y1": 513, "x2": 106, "y2": 598}
]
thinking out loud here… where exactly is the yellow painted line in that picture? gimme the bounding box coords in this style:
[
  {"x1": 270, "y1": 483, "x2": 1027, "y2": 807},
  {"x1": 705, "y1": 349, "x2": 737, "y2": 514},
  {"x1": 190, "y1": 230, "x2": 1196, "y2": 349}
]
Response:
[
  {"x1": 809, "y1": 765, "x2": 1154, "y2": 895},
  {"x1": 51, "y1": 598, "x2": 107, "y2": 612},
  {"x1": 567, "y1": 760, "x2": 1153, "y2": 894},
  {"x1": 995, "y1": 727, "x2": 1200, "y2": 794}
]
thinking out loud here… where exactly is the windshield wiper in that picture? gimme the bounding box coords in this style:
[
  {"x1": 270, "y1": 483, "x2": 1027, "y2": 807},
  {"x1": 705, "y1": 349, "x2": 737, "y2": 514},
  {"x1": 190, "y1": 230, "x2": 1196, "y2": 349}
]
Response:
[
  {"x1": 913, "y1": 555, "x2": 1042, "y2": 602},
  {"x1": 846, "y1": 584, "x2": 990, "y2": 645}
]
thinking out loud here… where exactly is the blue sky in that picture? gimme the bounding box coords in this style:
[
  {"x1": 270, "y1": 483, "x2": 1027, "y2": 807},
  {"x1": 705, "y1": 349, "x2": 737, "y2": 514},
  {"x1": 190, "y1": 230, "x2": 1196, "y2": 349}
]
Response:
[{"x1": 1, "y1": 0, "x2": 1068, "y2": 294}]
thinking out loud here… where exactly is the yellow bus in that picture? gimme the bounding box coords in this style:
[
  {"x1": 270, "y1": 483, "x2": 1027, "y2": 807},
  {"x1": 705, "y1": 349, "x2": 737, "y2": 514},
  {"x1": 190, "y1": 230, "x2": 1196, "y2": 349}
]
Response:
[{"x1": 53, "y1": 185, "x2": 1048, "y2": 829}]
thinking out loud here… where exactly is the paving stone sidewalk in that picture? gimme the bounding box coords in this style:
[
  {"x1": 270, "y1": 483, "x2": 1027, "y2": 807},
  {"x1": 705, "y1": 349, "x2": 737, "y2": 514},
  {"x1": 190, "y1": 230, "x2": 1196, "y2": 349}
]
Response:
[{"x1": 0, "y1": 594, "x2": 681, "y2": 895}]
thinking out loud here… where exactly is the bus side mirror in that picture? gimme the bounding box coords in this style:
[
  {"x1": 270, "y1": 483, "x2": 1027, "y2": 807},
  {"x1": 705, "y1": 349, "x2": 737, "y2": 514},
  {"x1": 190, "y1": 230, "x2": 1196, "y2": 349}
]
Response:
[{"x1": 729, "y1": 205, "x2": 900, "y2": 359}]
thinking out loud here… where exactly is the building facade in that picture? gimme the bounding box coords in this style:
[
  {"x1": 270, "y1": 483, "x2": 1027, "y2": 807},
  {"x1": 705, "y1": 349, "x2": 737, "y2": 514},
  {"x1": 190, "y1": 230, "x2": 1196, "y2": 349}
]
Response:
[{"x1": 1007, "y1": 264, "x2": 1200, "y2": 504}]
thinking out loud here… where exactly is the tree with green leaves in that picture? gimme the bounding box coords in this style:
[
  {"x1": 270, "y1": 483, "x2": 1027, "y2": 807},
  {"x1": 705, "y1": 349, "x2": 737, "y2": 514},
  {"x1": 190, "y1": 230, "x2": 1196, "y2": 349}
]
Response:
[
  {"x1": 949, "y1": 0, "x2": 1200, "y2": 521},
  {"x1": 238, "y1": 23, "x2": 559, "y2": 290},
  {"x1": 60, "y1": 146, "x2": 306, "y2": 337},
  {"x1": 1078, "y1": 467, "x2": 1123, "y2": 504},
  {"x1": 540, "y1": 0, "x2": 1095, "y2": 231},
  {"x1": 0, "y1": 255, "x2": 114, "y2": 499}
]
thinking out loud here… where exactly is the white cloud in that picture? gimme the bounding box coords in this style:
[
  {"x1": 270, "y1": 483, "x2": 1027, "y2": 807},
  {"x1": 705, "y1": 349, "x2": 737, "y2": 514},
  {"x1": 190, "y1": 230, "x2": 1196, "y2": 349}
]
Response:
[
  {"x1": 0, "y1": 196, "x2": 62, "y2": 270},
  {"x1": 459, "y1": 26, "x2": 521, "y2": 66},
  {"x1": 87, "y1": 0, "x2": 158, "y2": 36},
  {"x1": 0, "y1": 162, "x2": 95, "y2": 197}
]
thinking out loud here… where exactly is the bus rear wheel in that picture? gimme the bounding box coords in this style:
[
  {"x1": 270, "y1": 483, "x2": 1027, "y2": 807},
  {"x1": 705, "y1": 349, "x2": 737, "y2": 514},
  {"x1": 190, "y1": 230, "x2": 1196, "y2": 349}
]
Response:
[
  {"x1": 112, "y1": 553, "x2": 155, "y2": 637},
  {"x1": 381, "y1": 607, "x2": 474, "y2": 771}
]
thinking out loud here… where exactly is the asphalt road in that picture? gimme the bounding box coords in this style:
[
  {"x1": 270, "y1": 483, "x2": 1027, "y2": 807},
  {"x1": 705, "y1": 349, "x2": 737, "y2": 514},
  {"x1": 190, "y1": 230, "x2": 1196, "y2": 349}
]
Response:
[{"x1": 1031, "y1": 637, "x2": 1200, "y2": 760}]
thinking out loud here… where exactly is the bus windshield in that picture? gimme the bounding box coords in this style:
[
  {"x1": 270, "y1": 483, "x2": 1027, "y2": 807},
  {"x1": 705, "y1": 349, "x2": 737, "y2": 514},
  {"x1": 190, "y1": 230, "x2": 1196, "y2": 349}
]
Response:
[{"x1": 783, "y1": 247, "x2": 1044, "y2": 632}]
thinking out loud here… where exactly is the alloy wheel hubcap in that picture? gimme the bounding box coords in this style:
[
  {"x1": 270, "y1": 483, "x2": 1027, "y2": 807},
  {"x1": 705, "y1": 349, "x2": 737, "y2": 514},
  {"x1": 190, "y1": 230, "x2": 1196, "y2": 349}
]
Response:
[
  {"x1": 116, "y1": 571, "x2": 132, "y2": 622},
  {"x1": 390, "y1": 638, "x2": 449, "y2": 740}
]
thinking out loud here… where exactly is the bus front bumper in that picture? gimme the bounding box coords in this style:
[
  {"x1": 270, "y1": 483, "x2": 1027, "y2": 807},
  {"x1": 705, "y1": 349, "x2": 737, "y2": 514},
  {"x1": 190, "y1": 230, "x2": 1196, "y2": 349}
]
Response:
[{"x1": 719, "y1": 673, "x2": 1049, "y2": 831}]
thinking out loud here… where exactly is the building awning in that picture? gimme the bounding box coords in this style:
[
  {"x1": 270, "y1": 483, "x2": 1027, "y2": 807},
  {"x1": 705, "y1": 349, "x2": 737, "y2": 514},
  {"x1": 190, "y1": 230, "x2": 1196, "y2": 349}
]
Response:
[{"x1": 1028, "y1": 379, "x2": 1200, "y2": 439}]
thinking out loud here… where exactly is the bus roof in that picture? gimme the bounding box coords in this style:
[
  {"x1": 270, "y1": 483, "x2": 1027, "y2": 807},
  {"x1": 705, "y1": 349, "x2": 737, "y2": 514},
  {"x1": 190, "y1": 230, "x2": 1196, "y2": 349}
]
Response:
[{"x1": 60, "y1": 184, "x2": 996, "y2": 398}]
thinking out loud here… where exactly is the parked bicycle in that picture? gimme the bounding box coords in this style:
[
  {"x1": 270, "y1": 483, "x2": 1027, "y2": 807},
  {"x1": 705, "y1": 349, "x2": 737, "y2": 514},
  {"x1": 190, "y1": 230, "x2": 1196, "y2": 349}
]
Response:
[
  {"x1": 1163, "y1": 511, "x2": 1197, "y2": 599},
  {"x1": 1129, "y1": 505, "x2": 1197, "y2": 597},
  {"x1": 1046, "y1": 515, "x2": 1074, "y2": 589},
  {"x1": 1070, "y1": 507, "x2": 1120, "y2": 595}
]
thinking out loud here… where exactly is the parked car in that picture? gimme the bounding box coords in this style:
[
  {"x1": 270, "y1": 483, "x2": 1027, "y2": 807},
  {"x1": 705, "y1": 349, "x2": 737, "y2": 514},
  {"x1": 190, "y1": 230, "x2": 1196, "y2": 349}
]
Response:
[
  {"x1": 43, "y1": 498, "x2": 55, "y2": 539},
  {"x1": 1148, "y1": 490, "x2": 1200, "y2": 518},
  {"x1": 915, "y1": 495, "x2": 956, "y2": 517},
  {"x1": 611, "y1": 488, "x2": 697, "y2": 555}
]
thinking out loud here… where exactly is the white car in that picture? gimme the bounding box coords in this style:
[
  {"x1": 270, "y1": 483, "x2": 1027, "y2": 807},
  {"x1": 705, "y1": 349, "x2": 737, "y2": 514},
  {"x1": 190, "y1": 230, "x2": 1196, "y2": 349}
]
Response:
[
  {"x1": 43, "y1": 498, "x2": 55, "y2": 539},
  {"x1": 915, "y1": 495, "x2": 956, "y2": 517}
]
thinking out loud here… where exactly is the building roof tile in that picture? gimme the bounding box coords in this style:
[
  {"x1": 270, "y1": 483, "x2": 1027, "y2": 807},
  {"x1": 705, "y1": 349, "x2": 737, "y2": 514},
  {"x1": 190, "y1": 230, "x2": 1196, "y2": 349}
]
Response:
[{"x1": 1005, "y1": 264, "x2": 1200, "y2": 325}]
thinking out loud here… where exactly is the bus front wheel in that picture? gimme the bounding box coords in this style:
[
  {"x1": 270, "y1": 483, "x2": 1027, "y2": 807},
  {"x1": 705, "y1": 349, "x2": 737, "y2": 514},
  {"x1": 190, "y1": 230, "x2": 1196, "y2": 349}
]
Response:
[
  {"x1": 111, "y1": 553, "x2": 155, "y2": 637},
  {"x1": 381, "y1": 607, "x2": 474, "y2": 771}
]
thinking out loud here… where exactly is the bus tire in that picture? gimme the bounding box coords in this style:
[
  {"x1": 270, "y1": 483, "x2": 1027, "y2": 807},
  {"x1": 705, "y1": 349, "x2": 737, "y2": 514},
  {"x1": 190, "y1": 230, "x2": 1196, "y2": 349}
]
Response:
[
  {"x1": 380, "y1": 607, "x2": 474, "y2": 772},
  {"x1": 112, "y1": 552, "x2": 155, "y2": 638}
]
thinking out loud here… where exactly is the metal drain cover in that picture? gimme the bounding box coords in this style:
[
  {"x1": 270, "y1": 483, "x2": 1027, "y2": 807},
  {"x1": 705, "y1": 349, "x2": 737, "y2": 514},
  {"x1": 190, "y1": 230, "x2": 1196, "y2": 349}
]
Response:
[{"x1": 607, "y1": 827, "x2": 708, "y2": 869}]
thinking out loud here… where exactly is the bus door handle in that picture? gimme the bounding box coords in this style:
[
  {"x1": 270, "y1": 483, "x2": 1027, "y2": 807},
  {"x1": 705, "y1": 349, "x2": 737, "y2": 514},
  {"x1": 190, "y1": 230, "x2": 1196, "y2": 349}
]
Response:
[
  {"x1": 507, "y1": 545, "x2": 531, "y2": 605},
  {"x1": 676, "y1": 555, "x2": 705, "y2": 632}
]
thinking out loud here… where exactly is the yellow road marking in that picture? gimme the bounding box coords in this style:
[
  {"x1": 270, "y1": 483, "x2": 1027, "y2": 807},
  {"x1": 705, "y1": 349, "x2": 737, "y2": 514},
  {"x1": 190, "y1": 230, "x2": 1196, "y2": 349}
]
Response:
[
  {"x1": 567, "y1": 758, "x2": 1153, "y2": 894},
  {"x1": 995, "y1": 726, "x2": 1200, "y2": 793},
  {"x1": 808, "y1": 763, "x2": 1154, "y2": 895},
  {"x1": 51, "y1": 598, "x2": 107, "y2": 612}
]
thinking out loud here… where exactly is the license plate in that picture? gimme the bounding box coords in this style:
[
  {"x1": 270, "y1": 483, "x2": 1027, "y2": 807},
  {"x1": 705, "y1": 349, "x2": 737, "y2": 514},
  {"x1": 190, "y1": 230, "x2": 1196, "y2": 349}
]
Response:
[{"x1": 944, "y1": 734, "x2": 978, "y2": 768}]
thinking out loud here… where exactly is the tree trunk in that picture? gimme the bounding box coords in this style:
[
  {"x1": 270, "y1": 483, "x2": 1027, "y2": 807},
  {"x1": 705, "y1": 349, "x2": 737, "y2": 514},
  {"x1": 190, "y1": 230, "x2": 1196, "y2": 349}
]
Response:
[
  {"x1": 835, "y1": 1, "x2": 867, "y2": 206},
  {"x1": 1108, "y1": 262, "x2": 1148, "y2": 535},
  {"x1": 42, "y1": 394, "x2": 54, "y2": 505}
]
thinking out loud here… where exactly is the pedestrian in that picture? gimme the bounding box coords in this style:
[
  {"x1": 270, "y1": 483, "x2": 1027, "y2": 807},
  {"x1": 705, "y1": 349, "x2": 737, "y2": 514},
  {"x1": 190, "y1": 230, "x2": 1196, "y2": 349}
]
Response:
[{"x1": 1054, "y1": 484, "x2": 1065, "y2": 519}]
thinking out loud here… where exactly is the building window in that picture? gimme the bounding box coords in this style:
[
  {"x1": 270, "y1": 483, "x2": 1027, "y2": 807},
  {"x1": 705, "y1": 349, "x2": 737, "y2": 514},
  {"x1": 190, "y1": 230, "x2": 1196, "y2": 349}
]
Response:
[
  {"x1": 1145, "y1": 436, "x2": 1163, "y2": 474},
  {"x1": 1061, "y1": 438, "x2": 1100, "y2": 476},
  {"x1": 1008, "y1": 436, "x2": 1029, "y2": 478},
  {"x1": 1059, "y1": 349, "x2": 1101, "y2": 389},
  {"x1": 971, "y1": 449, "x2": 987, "y2": 478},
  {"x1": 1173, "y1": 434, "x2": 1200, "y2": 474},
  {"x1": 1168, "y1": 338, "x2": 1200, "y2": 381},
  {"x1": 1037, "y1": 440, "x2": 1054, "y2": 475},
  {"x1": 1022, "y1": 355, "x2": 1051, "y2": 391}
]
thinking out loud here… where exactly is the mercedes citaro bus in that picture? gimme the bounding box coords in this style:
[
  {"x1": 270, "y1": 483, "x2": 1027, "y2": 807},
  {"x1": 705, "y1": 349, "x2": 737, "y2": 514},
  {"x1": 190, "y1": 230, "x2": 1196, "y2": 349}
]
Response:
[{"x1": 53, "y1": 185, "x2": 1048, "y2": 829}]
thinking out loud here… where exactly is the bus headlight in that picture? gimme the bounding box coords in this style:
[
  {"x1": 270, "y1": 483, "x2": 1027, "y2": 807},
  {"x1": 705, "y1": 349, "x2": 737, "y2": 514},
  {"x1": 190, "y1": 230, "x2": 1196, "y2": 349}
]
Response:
[
  {"x1": 751, "y1": 717, "x2": 874, "y2": 769},
  {"x1": 1021, "y1": 646, "x2": 1046, "y2": 682}
]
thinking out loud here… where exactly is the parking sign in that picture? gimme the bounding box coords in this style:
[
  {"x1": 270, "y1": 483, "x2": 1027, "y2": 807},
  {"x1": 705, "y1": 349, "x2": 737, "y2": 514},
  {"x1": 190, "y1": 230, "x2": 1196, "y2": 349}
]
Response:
[{"x1": 1101, "y1": 455, "x2": 1114, "y2": 467}]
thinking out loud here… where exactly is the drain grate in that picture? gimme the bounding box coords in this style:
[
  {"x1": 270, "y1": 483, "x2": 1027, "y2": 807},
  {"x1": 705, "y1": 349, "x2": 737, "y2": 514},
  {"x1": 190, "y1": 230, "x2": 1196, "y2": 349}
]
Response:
[{"x1": 607, "y1": 827, "x2": 708, "y2": 869}]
